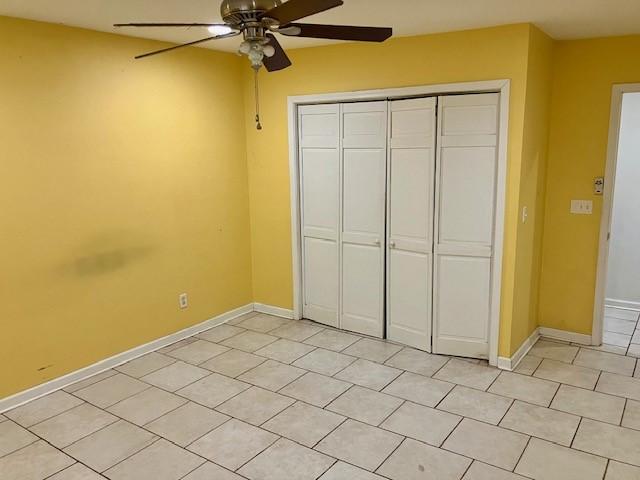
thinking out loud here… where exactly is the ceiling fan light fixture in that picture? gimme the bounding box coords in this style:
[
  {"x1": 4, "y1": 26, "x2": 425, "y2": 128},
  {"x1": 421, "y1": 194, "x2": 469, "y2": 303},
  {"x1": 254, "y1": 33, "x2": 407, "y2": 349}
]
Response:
[
  {"x1": 239, "y1": 40, "x2": 252, "y2": 54},
  {"x1": 208, "y1": 25, "x2": 233, "y2": 35},
  {"x1": 117, "y1": 0, "x2": 392, "y2": 130}
]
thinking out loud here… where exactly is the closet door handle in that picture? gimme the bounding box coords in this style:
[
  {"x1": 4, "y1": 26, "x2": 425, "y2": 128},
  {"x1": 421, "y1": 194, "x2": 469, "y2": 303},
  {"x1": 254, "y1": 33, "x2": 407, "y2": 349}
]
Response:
[
  {"x1": 374, "y1": 239, "x2": 381, "y2": 247},
  {"x1": 389, "y1": 241, "x2": 396, "y2": 249}
]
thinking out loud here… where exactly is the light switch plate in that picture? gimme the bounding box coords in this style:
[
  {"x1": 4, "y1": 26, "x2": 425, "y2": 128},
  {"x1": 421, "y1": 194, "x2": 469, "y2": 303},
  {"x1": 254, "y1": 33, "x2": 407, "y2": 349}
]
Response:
[{"x1": 571, "y1": 200, "x2": 593, "y2": 215}]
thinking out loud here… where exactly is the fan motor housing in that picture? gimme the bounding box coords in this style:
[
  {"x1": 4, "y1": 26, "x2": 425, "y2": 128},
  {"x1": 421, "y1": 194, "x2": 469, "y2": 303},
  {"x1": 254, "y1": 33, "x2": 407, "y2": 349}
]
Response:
[{"x1": 221, "y1": 0, "x2": 283, "y2": 25}]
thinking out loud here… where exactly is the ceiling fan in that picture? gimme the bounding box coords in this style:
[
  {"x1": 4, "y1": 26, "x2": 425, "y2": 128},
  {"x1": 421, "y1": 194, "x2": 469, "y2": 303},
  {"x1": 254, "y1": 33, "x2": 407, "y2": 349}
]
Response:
[{"x1": 114, "y1": 0, "x2": 393, "y2": 129}]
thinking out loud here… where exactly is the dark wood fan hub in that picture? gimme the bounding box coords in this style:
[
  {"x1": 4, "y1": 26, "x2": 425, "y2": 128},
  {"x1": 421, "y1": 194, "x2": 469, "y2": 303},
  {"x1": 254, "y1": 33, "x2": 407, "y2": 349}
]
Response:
[{"x1": 220, "y1": 0, "x2": 283, "y2": 26}]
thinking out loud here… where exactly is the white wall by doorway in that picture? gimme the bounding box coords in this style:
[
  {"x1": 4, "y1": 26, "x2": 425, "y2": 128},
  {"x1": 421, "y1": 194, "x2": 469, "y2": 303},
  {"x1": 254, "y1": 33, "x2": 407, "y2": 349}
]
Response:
[
  {"x1": 606, "y1": 92, "x2": 640, "y2": 311},
  {"x1": 594, "y1": 85, "x2": 640, "y2": 352}
]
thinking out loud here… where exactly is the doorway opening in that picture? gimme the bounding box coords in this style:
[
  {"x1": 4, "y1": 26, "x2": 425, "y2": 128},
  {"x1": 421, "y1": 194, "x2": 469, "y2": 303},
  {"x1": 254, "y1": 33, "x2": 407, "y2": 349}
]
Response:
[{"x1": 594, "y1": 85, "x2": 640, "y2": 356}]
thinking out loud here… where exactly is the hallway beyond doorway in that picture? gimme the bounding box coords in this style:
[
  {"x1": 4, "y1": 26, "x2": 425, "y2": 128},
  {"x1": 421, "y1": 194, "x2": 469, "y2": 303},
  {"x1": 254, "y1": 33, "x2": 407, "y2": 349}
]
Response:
[{"x1": 603, "y1": 306, "x2": 640, "y2": 356}]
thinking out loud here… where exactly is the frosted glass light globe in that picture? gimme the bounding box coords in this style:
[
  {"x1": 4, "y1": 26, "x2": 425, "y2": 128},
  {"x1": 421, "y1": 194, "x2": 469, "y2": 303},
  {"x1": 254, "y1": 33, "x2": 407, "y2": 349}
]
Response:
[
  {"x1": 263, "y1": 45, "x2": 275, "y2": 57},
  {"x1": 239, "y1": 41, "x2": 252, "y2": 54}
]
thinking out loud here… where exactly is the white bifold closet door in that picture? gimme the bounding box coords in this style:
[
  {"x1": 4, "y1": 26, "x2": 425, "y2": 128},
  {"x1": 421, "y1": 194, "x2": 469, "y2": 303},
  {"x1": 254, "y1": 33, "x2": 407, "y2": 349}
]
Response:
[
  {"x1": 386, "y1": 98, "x2": 437, "y2": 351},
  {"x1": 300, "y1": 94, "x2": 499, "y2": 358},
  {"x1": 299, "y1": 104, "x2": 340, "y2": 327},
  {"x1": 433, "y1": 93, "x2": 500, "y2": 359},
  {"x1": 340, "y1": 101, "x2": 388, "y2": 338},
  {"x1": 299, "y1": 101, "x2": 387, "y2": 338}
]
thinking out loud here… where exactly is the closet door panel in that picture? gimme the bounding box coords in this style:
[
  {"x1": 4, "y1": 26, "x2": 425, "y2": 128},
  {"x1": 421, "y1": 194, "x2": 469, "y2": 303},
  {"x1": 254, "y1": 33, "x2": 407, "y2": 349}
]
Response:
[
  {"x1": 435, "y1": 255, "x2": 491, "y2": 356},
  {"x1": 386, "y1": 97, "x2": 436, "y2": 351},
  {"x1": 340, "y1": 101, "x2": 387, "y2": 338},
  {"x1": 301, "y1": 148, "x2": 339, "y2": 240},
  {"x1": 343, "y1": 102, "x2": 387, "y2": 149},
  {"x1": 342, "y1": 244, "x2": 383, "y2": 336},
  {"x1": 303, "y1": 238, "x2": 339, "y2": 325},
  {"x1": 433, "y1": 93, "x2": 499, "y2": 359},
  {"x1": 342, "y1": 149, "x2": 386, "y2": 243},
  {"x1": 388, "y1": 249, "x2": 432, "y2": 347},
  {"x1": 299, "y1": 104, "x2": 340, "y2": 327},
  {"x1": 390, "y1": 98, "x2": 436, "y2": 148},
  {"x1": 389, "y1": 148, "x2": 432, "y2": 252},
  {"x1": 440, "y1": 94, "x2": 498, "y2": 136},
  {"x1": 438, "y1": 146, "x2": 496, "y2": 247},
  {"x1": 299, "y1": 104, "x2": 340, "y2": 148}
]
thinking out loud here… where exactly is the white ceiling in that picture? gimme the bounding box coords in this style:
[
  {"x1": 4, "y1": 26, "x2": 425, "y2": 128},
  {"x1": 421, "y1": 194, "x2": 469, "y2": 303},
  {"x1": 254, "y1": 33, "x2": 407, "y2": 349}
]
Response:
[{"x1": 1, "y1": 0, "x2": 640, "y2": 53}]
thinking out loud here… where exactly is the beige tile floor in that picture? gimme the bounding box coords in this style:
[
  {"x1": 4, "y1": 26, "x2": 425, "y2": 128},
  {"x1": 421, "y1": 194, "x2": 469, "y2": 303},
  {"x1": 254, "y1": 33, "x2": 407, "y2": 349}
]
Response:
[
  {"x1": 3, "y1": 311, "x2": 640, "y2": 480},
  {"x1": 602, "y1": 306, "x2": 640, "y2": 355}
]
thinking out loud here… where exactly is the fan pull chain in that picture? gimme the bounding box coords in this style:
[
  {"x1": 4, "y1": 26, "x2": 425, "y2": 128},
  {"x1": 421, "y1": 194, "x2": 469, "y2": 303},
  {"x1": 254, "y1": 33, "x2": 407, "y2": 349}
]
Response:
[{"x1": 254, "y1": 67, "x2": 262, "y2": 130}]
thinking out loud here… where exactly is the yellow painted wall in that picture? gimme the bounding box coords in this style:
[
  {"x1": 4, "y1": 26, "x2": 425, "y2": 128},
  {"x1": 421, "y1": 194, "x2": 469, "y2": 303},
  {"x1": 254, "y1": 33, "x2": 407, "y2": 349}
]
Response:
[
  {"x1": 243, "y1": 24, "x2": 537, "y2": 357},
  {"x1": 509, "y1": 26, "x2": 554, "y2": 352},
  {"x1": 538, "y1": 35, "x2": 640, "y2": 334},
  {"x1": 6, "y1": 15, "x2": 634, "y2": 398},
  {"x1": 0, "y1": 16, "x2": 253, "y2": 398}
]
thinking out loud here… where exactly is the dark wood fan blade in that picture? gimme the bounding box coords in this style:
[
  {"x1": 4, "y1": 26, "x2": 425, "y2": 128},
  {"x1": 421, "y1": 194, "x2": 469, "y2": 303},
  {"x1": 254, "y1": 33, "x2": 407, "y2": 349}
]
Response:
[
  {"x1": 263, "y1": 33, "x2": 292, "y2": 72},
  {"x1": 281, "y1": 23, "x2": 392, "y2": 42},
  {"x1": 134, "y1": 31, "x2": 239, "y2": 59},
  {"x1": 261, "y1": 0, "x2": 343, "y2": 25},
  {"x1": 114, "y1": 23, "x2": 230, "y2": 27},
  {"x1": 135, "y1": 36, "x2": 217, "y2": 59}
]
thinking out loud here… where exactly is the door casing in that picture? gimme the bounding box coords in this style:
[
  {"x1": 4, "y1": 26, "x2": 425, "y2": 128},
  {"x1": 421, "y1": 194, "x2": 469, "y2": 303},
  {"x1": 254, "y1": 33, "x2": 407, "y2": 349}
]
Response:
[
  {"x1": 592, "y1": 83, "x2": 640, "y2": 347},
  {"x1": 288, "y1": 80, "x2": 510, "y2": 367}
]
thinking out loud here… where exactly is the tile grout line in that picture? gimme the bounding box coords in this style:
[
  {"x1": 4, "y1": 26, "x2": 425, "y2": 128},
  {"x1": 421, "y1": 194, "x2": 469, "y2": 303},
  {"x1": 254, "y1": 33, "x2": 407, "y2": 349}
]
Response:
[
  {"x1": 494, "y1": 397, "x2": 516, "y2": 426},
  {"x1": 41, "y1": 458, "x2": 104, "y2": 480},
  {"x1": 0, "y1": 421, "x2": 40, "y2": 460},
  {"x1": 6, "y1": 393, "x2": 88, "y2": 432},
  {"x1": 373, "y1": 436, "x2": 408, "y2": 477},
  {"x1": 116, "y1": 369, "x2": 242, "y2": 413},
  {"x1": 428, "y1": 356, "x2": 453, "y2": 379},
  {"x1": 115, "y1": 355, "x2": 179, "y2": 379},
  {"x1": 569, "y1": 416, "x2": 583, "y2": 449},
  {"x1": 602, "y1": 459, "x2": 611, "y2": 480},
  {"x1": 39, "y1": 442, "x2": 106, "y2": 480},
  {"x1": 375, "y1": 399, "x2": 408, "y2": 430},
  {"x1": 173, "y1": 459, "x2": 211, "y2": 480},
  {"x1": 621, "y1": 398, "x2": 628, "y2": 427},
  {"x1": 511, "y1": 435, "x2": 533, "y2": 475},
  {"x1": 484, "y1": 368, "x2": 504, "y2": 393}
]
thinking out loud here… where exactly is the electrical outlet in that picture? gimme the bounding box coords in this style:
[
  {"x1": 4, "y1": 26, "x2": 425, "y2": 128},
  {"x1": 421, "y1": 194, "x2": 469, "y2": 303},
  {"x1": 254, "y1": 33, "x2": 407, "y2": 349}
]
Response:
[
  {"x1": 570, "y1": 200, "x2": 593, "y2": 215},
  {"x1": 179, "y1": 293, "x2": 188, "y2": 309},
  {"x1": 522, "y1": 206, "x2": 528, "y2": 224}
]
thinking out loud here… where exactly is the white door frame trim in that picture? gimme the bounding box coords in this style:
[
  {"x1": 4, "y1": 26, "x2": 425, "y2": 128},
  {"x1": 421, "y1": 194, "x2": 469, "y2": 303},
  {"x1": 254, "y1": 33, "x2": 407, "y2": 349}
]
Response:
[
  {"x1": 592, "y1": 83, "x2": 640, "y2": 346},
  {"x1": 287, "y1": 79, "x2": 511, "y2": 366}
]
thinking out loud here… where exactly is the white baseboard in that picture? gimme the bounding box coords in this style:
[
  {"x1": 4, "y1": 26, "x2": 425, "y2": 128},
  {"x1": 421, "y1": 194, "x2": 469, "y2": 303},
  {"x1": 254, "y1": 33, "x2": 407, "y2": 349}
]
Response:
[
  {"x1": 605, "y1": 298, "x2": 640, "y2": 311},
  {"x1": 497, "y1": 324, "x2": 593, "y2": 371},
  {"x1": 497, "y1": 327, "x2": 541, "y2": 371},
  {"x1": 253, "y1": 303, "x2": 295, "y2": 319},
  {"x1": 538, "y1": 326, "x2": 592, "y2": 345},
  {"x1": 2, "y1": 300, "x2": 591, "y2": 412},
  {"x1": 0, "y1": 303, "x2": 254, "y2": 413}
]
